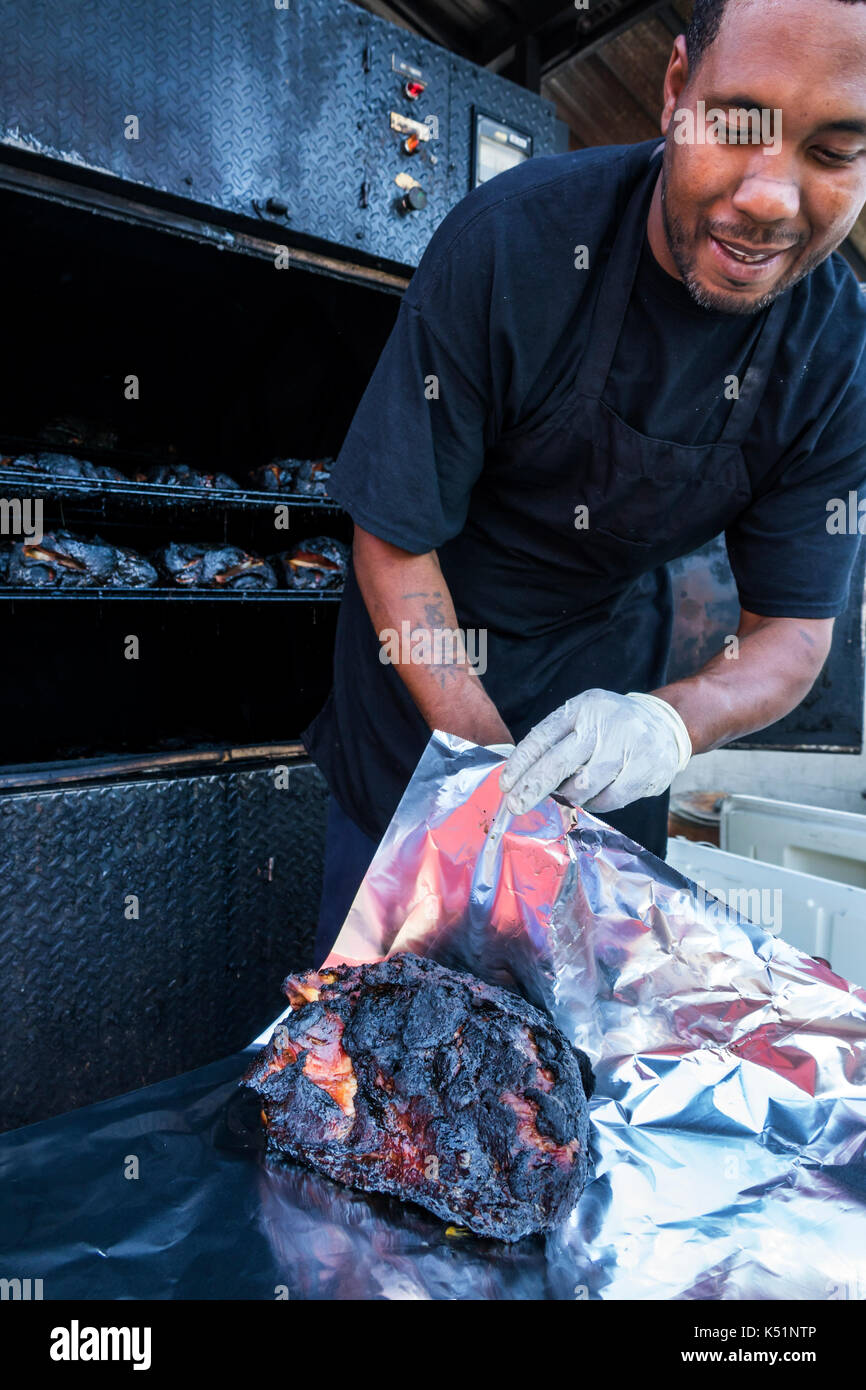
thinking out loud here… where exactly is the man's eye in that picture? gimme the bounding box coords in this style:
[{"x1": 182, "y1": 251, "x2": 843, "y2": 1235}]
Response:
[
  {"x1": 720, "y1": 123, "x2": 760, "y2": 145},
  {"x1": 812, "y1": 147, "x2": 859, "y2": 166}
]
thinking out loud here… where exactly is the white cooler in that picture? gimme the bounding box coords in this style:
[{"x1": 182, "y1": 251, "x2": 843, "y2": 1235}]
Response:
[
  {"x1": 720, "y1": 794, "x2": 866, "y2": 889},
  {"x1": 666, "y1": 836, "x2": 866, "y2": 990}
]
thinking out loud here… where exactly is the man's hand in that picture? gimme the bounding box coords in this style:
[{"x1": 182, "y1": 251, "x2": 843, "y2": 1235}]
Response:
[{"x1": 500, "y1": 689, "x2": 691, "y2": 815}]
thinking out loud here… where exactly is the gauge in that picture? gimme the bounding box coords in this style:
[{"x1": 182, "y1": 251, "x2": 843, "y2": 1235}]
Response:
[{"x1": 473, "y1": 112, "x2": 533, "y2": 187}]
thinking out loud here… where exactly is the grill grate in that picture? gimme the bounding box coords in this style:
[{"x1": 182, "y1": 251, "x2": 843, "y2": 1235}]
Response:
[{"x1": 0, "y1": 466, "x2": 340, "y2": 515}]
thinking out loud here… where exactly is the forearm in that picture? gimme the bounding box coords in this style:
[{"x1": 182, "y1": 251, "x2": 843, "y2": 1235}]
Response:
[
  {"x1": 352, "y1": 525, "x2": 513, "y2": 746},
  {"x1": 653, "y1": 611, "x2": 834, "y2": 754}
]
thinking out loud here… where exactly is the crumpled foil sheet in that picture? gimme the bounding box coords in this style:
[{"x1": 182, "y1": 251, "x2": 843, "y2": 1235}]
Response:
[{"x1": 259, "y1": 731, "x2": 866, "y2": 1300}]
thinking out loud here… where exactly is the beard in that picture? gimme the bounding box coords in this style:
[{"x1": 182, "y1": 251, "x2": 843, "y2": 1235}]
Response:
[{"x1": 658, "y1": 144, "x2": 825, "y2": 315}]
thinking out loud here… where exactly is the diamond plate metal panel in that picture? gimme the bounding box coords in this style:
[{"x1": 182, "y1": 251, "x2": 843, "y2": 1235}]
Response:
[
  {"x1": 1, "y1": 0, "x2": 286, "y2": 218},
  {"x1": 1, "y1": 0, "x2": 557, "y2": 268},
  {"x1": 280, "y1": 1, "x2": 370, "y2": 251},
  {"x1": 0, "y1": 761, "x2": 328, "y2": 1132}
]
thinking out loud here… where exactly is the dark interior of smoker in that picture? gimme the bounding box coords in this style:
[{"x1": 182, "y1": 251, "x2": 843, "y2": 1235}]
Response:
[{"x1": 0, "y1": 186, "x2": 402, "y2": 767}]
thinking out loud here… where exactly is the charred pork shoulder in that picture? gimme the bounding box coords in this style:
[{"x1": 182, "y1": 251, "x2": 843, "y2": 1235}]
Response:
[
  {"x1": 1, "y1": 452, "x2": 126, "y2": 482},
  {"x1": 244, "y1": 953, "x2": 594, "y2": 1241},
  {"x1": 292, "y1": 457, "x2": 333, "y2": 497},
  {"x1": 249, "y1": 461, "x2": 299, "y2": 492},
  {"x1": 157, "y1": 540, "x2": 278, "y2": 590},
  {"x1": 279, "y1": 536, "x2": 348, "y2": 591},
  {"x1": 8, "y1": 530, "x2": 157, "y2": 588},
  {"x1": 249, "y1": 457, "x2": 333, "y2": 497},
  {"x1": 134, "y1": 463, "x2": 240, "y2": 490}
]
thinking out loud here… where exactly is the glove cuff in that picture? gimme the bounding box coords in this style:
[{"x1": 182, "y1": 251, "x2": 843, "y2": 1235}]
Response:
[{"x1": 626, "y1": 692, "x2": 692, "y2": 774}]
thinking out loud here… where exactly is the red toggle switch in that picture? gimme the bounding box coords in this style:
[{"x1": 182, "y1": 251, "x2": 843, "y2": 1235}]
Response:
[{"x1": 404, "y1": 79, "x2": 426, "y2": 100}]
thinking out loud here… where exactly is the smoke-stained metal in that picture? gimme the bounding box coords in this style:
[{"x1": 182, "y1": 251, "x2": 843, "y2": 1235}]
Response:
[
  {"x1": 0, "y1": 761, "x2": 328, "y2": 1131},
  {"x1": 0, "y1": 2, "x2": 548, "y2": 1137},
  {"x1": 0, "y1": 0, "x2": 557, "y2": 269}
]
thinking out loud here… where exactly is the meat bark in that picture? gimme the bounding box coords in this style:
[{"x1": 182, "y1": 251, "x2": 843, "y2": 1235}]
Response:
[
  {"x1": 244, "y1": 952, "x2": 594, "y2": 1241},
  {"x1": 8, "y1": 529, "x2": 157, "y2": 588},
  {"x1": 156, "y1": 541, "x2": 278, "y2": 590},
  {"x1": 134, "y1": 463, "x2": 240, "y2": 490},
  {"x1": 279, "y1": 536, "x2": 348, "y2": 591}
]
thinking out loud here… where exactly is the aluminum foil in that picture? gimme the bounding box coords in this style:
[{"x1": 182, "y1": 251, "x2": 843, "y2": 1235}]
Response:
[
  {"x1": 258, "y1": 731, "x2": 866, "y2": 1300},
  {"x1": 4, "y1": 730, "x2": 865, "y2": 1299}
]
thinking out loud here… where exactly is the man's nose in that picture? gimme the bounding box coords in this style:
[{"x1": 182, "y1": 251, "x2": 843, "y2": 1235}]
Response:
[{"x1": 730, "y1": 163, "x2": 801, "y2": 225}]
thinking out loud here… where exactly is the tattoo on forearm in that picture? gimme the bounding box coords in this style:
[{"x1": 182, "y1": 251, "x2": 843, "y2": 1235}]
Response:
[
  {"x1": 431, "y1": 664, "x2": 463, "y2": 690},
  {"x1": 402, "y1": 590, "x2": 447, "y2": 628}
]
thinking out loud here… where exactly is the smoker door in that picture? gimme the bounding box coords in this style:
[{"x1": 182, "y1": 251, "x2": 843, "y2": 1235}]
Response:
[{"x1": 0, "y1": 761, "x2": 329, "y2": 1132}]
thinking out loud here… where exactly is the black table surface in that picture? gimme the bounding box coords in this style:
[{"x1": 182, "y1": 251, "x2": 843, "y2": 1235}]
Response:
[{"x1": 0, "y1": 1048, "x2": 570, "y2": 1300}]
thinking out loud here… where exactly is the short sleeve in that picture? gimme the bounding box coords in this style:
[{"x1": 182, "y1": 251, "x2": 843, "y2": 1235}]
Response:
[
  {"x1": 326, "y1": 297, "x2": 490, "y2": 554},
  {"x1": 726, "y1": 385, "x2": 866, "y2": 619},
  {"x1": 325, "y1": 145, "x2": 627, "y2": 555}
]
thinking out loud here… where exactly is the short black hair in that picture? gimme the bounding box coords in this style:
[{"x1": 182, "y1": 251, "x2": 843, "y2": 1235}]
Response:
[
  {"x1": 685, "y1": 0, "x2": 866, "y2": 77},
  {"x1": 684, "y1": 0, "x2": 726, "y2": 75}
]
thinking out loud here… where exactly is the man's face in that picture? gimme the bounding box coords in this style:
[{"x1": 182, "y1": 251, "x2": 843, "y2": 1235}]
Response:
[{"x1": 657, "y1": 0, "x2": 866, "y2": 313}]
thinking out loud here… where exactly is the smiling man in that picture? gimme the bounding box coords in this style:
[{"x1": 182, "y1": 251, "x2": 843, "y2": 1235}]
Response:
[{"x1": 304, "y1": 0, "x2": 866, "y2": 961}]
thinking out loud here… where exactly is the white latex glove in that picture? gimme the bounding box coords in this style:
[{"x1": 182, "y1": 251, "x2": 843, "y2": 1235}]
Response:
[{"x1": 499, "y1": 689, "x2": 692, "y2": 816}]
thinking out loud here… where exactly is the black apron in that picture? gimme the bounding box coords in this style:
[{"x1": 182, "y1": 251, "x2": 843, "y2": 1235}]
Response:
[{"x1": 306, "y1": 141, "x2": 790, "y2": 856}]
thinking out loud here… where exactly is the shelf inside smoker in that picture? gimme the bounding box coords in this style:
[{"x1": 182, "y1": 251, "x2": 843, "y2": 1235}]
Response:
[
  {"x1": 0, "y1": 468, "x2": 342, "y2": 516},
  {"x1": 0, "y1": 591, "x2": 341, "y2": 762},
  {"x1": 0, "y1": 182, "x2": 401, "y2": 487},
  {"x1": 0, "y1": 177, "x2": 391, "y2": 763},
  {"x1": 0, "y1": 587, "x2": 342, "y2": 601},
  {"x1": 0, "y1": 491, "x2": 353, "y2": 590}
]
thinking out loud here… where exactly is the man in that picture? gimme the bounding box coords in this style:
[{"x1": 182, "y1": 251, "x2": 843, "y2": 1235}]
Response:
[{"x1": 304, "y1": 0, "x2": 866, "y2": 961}]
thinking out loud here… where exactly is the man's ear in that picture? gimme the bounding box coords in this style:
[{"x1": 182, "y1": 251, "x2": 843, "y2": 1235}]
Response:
[{"x1": 661, "y1": 34, "x2": 690, "y2": 135}]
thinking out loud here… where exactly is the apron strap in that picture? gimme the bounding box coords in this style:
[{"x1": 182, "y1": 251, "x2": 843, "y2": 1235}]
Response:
[
  {"x1": 579, "y1": 143, "x2": 663, "y2": 401},
  {"x1": 717, "y1": 292, "x2": 789, "y2": 445},
  {"x1": 581, "y1": 138, "x2": 791, "y2": 449}
]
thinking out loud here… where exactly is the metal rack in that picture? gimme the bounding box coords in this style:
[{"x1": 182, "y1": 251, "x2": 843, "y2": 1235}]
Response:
[
  {"x1": 0, "y1": 588, "x2": 343, "y2": 601},
  {"x1": 0, "y1": 465, "x2": 340, "y2": 517}
]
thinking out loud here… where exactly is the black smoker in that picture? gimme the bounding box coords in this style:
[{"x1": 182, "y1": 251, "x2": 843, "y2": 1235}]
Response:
[
  {"x1": 0, "y1": 0, "x2": 559, "y2": 1129},
  {"x1": 0, "y1": 1, "x2": 861, "y2": 1132}
]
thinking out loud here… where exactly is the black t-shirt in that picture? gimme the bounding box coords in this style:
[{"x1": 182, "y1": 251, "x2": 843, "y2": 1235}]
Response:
[
  {"x1": 305, "y1": 137, "x2": 866, "y2": 839},
  {"x1": 614, "y1": 226, "x2": 764, "y2": 444}
]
